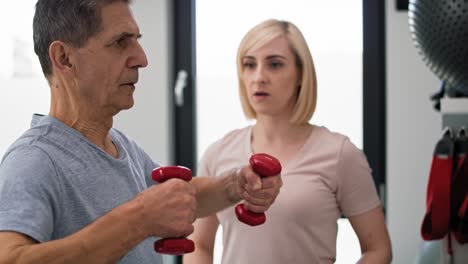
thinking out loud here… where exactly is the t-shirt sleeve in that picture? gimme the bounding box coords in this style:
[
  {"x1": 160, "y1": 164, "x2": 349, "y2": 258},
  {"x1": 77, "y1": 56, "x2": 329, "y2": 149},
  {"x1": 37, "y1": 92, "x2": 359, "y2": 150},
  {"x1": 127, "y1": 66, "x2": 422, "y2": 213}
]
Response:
[
  {"x1": 336, "y1": 138, "x2": 381, "y2": 217},
  {"x1": 0, "y1": 146, "x2": 60, "y2": 242}
]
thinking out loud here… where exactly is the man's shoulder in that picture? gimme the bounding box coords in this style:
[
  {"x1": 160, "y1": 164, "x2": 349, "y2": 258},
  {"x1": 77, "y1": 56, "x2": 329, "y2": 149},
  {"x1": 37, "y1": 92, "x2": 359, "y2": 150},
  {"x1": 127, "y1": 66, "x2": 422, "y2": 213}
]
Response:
[
  {"x1": 2, "y1": 119, "x2": 90, "y2": 169},
  {"x1": 0, "y1": 137, "x2": 57, "y2": 190},
  {"x1": 2, "y1": 125, "x2": 50, "y2": 161}
]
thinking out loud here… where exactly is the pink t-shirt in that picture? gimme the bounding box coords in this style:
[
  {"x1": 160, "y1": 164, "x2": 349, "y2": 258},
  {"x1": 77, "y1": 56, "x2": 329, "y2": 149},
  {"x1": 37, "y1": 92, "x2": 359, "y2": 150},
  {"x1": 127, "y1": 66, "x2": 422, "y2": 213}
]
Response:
[{"x1": 197, "y1": 125, "x2": 381, "y2": 264}]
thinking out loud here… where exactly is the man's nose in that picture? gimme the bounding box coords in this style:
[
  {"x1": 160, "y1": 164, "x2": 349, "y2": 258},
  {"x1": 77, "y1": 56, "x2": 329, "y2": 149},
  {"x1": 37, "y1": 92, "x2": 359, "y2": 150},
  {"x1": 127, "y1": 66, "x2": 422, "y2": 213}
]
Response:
[{"x1": 128, "y1": 42, "x2": 148, "y2": 69}]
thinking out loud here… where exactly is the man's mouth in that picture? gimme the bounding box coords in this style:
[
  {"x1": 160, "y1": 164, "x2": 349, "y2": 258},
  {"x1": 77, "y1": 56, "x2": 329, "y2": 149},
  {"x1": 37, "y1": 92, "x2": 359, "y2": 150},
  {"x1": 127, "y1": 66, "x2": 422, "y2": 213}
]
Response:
[{"x1": 121, "y1": 81, "x2": 137, "y2": 87}]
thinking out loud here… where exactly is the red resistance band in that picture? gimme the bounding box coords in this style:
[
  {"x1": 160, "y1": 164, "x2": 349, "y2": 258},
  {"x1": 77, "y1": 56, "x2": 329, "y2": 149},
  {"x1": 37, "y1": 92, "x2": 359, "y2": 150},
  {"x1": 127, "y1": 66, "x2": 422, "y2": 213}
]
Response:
[
  {"x1": 421, "y1": 130, "x2": 468, "y2": 248},
  {"x1": 452, "y1": 133, "x2": 468, "y2": 244},
  {"x1": 421, "y1": 131, "x2": 454, "y2": 241}
]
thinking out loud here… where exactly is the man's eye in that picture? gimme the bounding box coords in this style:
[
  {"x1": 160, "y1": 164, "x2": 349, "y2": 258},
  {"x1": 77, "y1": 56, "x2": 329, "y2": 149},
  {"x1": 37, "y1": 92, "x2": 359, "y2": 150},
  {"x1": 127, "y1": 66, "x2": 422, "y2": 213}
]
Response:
[{"x1": 114, "y1": 38, "x2": 127, "y2": 47}]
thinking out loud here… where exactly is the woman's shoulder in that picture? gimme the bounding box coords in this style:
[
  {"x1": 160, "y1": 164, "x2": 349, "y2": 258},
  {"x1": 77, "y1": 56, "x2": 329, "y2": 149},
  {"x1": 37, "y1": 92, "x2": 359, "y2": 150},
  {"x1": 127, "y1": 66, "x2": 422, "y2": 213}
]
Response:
[
  {"x1": 311, "y1": 125, "x2": 367, "y2": 169},
  {"x1": 197, "y1": 126, "x2": 251, "y2": 175},
  {"x1": 222, "y1": 126, "x2": 251, "y2": 142},
  {"x1": 215, "y1": 126, "x2": 251, "y2": 145},
  {"x1": 311, "y1": 125, "x2": 349, "y2": 147},
  {"x1": 306, "y1": 125, "x2": 365, "y2": 164},
  {"x1": 202, "y1": 126, "x2": 251, "y2": 155}
]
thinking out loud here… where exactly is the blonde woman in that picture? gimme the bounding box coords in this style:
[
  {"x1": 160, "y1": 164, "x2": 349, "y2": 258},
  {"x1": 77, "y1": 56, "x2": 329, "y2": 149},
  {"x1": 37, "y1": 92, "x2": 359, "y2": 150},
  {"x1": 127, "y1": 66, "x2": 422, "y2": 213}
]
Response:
[{"x1": 184, "y1": 19, "x2": 392, "y2": 264}]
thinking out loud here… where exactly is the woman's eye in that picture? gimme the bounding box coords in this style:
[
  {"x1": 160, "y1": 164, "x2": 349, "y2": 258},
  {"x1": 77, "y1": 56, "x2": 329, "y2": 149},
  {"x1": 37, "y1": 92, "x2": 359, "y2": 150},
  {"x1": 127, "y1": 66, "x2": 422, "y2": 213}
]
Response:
[
  {"x1": 243, "y1": 62, "x2": 255, "y2": 68},
  {"x1": 270, "y1": 61, "x2": 283, "y2": 68}
]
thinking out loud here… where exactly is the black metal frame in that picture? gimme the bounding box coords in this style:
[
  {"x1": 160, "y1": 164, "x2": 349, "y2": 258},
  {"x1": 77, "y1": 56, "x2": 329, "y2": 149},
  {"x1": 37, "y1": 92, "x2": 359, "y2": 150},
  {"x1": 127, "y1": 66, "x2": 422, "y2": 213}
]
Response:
[
  {"x1": 172, "y1": 0, "x2": 197, "y2": 172},
  {"x1": 396, "y1": 0, "x2": 409, "y2": 10},
  {"x1": 363, "y1": 0, "x2": 387, "y2": 206},
  {"x1": 171, "y1": 1, "x2": 196, "y2": 263}
]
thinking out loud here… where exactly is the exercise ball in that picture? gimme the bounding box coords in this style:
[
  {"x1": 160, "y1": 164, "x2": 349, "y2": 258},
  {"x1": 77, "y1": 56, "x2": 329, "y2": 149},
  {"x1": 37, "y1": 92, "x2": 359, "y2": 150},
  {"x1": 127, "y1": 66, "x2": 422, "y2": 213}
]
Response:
[{"x1": 408, "y1": 0, "x2": 468, "y2": 96}]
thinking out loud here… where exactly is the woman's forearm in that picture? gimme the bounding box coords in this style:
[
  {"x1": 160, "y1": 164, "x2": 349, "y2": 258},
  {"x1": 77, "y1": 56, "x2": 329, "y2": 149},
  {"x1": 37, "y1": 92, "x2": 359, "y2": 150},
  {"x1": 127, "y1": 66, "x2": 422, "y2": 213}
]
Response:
[{"x1": 358, "y1": 248, "x2": 392, "y2": 264}]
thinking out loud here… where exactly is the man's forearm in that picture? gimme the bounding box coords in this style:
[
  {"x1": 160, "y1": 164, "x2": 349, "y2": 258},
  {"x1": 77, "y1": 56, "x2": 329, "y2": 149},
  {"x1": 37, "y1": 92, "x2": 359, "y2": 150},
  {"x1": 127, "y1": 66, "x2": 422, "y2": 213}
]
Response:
[
  {"x1": 3, "y1": 199, "x2": 148, "y2": 264},
  {"x1": 192, "y1": 174, "x2": 241, "y2": 218}
]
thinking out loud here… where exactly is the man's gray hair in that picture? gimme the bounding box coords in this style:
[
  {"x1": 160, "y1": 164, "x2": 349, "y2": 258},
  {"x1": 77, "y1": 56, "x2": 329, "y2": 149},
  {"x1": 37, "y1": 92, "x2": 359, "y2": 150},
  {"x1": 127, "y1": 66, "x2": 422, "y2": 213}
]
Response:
[{"x1": 33, "y1": 0, "x2": 130, "y2": 77}]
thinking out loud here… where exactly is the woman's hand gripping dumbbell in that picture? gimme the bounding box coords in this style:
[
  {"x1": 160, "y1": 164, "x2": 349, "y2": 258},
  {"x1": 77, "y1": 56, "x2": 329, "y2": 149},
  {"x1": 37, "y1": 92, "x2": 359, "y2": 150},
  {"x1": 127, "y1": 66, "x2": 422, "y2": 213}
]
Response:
[
  {"x1": 235, "y1": 153, "x2": 282, "y2": 226},
  {"x1": 151, "y1": 166, "x2": 195, "y2": 255}
]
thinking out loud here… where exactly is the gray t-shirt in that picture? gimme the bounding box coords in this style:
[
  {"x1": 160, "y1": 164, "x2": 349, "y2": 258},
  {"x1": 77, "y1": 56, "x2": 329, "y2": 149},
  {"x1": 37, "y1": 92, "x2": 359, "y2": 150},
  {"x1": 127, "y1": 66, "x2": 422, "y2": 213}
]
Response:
[{"x1": 0, "y1": 114, "x2": 162, "y2": 264}]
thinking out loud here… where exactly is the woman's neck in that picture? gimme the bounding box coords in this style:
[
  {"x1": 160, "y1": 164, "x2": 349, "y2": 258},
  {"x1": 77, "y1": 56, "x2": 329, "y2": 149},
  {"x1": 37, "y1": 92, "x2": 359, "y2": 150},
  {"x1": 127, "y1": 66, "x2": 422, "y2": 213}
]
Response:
[{"x1": 251, "y1": 119, "x2": 313, "y2": 164}]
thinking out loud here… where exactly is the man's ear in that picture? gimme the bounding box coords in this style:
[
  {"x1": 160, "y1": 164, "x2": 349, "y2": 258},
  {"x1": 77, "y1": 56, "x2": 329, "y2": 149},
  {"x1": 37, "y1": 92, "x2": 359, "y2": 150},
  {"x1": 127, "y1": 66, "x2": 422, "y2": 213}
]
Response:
[{"x1": 49, "y1": 41, "x2": 73, "y2": 75}]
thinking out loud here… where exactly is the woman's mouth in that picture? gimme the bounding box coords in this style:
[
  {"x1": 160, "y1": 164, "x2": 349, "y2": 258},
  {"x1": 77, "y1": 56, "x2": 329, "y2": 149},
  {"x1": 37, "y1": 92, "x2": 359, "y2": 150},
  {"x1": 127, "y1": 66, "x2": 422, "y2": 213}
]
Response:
[{"x1": 253, "y1": 91, "x2": 270, "y2": 100}]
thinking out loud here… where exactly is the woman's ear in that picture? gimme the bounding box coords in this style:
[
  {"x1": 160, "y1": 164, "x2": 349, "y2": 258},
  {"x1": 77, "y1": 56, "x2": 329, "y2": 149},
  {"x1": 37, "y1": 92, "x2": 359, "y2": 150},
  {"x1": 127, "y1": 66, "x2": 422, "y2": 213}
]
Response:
[{"x1": 49, "y1": 40, "x2": 73, "y2": 75}]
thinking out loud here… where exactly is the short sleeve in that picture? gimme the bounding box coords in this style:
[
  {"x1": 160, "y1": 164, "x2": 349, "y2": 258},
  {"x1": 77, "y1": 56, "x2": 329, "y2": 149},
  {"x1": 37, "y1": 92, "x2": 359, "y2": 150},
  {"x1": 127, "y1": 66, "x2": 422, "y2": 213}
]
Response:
[
  {"x1": 0, "y1": 146, "x2": 60, "y2": 242},
  {"x1": 336, "y1": 138, "x2": 381, "y2": 216}
]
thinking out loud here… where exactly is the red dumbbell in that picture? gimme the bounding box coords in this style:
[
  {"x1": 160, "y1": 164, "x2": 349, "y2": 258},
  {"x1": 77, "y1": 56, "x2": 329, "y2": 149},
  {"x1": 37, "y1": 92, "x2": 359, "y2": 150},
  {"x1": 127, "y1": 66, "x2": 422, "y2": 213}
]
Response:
[
  {"x1": 235, "y1": 153, "x2": 282, "y2": 226},
  {"x1": 151, "y1": 166, "x2": 195, "y2": 255}
]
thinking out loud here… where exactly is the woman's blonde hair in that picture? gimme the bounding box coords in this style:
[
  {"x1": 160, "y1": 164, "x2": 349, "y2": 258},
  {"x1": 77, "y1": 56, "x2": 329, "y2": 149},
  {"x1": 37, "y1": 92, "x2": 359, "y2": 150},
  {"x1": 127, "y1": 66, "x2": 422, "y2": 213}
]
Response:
[{"x1": 236, "y1": 19, "x2": 317, "y2": 125}]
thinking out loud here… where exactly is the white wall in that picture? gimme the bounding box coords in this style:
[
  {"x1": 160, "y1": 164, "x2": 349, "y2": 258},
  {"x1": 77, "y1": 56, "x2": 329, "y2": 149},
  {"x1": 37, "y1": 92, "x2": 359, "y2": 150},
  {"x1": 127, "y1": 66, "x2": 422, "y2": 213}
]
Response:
[
  {"x1": 386, "y1": 1, "x2": 442, "y2": 263},
  {"x1": 0, "y1": 1, "x2": 173, "y2": 166},
  {"x1": 0, "y1": 2, "x2": 50, "y2": 159},
  {"x1": 115, "y1": 0, "x2": 173, "y2": 166}
]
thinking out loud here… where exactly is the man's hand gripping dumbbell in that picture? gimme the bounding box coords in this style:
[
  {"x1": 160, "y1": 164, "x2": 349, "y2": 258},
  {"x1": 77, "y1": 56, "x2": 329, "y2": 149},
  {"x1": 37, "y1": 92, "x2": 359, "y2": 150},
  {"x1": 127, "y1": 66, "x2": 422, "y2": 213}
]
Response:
[{"x1": 150, "y1": 153, "x2": 282, "y2": 254}]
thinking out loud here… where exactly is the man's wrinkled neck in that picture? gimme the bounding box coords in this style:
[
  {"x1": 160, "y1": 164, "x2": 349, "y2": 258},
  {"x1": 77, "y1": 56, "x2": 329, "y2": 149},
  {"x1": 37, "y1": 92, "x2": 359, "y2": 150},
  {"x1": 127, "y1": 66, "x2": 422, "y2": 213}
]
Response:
[{"x1": 48, "y1": 76, "x2": 116, "y2": 154}]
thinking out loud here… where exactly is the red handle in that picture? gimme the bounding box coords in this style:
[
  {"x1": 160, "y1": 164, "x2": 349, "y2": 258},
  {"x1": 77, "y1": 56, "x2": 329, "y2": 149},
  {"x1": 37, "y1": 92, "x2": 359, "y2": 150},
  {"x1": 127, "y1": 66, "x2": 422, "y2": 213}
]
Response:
[
  {"x1": 152, "y1": 166, "x2": 192, "y2": 182},
  {"x1": 151, "y1": 166, "x2": 195, "y2": 255},
  {"x1": 235, "y1": 153, "x2": 282, "y2": 226},
  {"x1": 154, "y1": 238, "x2": 195, "y2": 255}
]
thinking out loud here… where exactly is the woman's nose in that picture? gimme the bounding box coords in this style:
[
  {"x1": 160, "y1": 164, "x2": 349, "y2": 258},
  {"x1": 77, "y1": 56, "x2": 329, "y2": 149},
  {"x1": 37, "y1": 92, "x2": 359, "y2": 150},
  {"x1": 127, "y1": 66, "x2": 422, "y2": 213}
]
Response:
[{"x1": 252, "y1": 65, "x2": 267, "y2": 84}]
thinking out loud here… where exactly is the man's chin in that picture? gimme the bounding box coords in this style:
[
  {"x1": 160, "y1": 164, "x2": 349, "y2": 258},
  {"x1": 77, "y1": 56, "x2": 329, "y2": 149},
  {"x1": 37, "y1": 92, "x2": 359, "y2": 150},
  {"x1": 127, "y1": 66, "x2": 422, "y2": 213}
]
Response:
[
  {"x1": 117, "y1": 98, "x2": 135, "y2": 112},
  {"x1": 122, "y1": 100, "x2": 135, "y2": 110}
]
